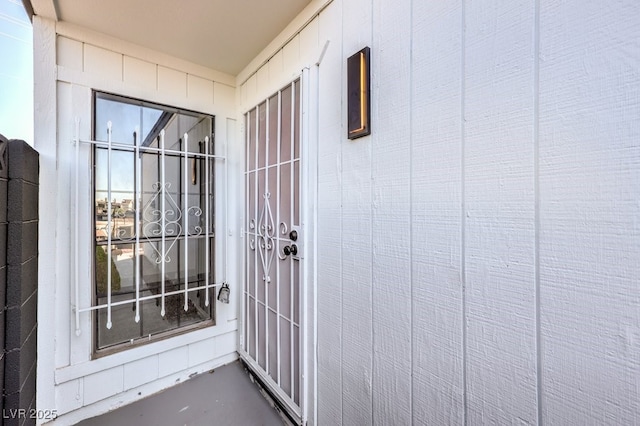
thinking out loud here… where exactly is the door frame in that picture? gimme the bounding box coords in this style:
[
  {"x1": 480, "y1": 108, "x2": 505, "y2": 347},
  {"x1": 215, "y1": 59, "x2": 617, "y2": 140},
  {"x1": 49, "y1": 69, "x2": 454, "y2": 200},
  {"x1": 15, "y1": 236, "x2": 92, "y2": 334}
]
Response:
[{"x1": 238, "y1": 67, "x2": 318, "y2": 426}]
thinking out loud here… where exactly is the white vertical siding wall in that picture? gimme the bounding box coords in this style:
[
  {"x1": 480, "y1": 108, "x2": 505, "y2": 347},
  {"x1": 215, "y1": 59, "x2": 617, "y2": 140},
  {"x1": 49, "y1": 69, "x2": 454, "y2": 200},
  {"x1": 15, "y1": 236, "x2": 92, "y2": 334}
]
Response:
[
  {"x1": 464, "y1": 1, "x2": 538, "y2": 423},
  {"x1": 411, "y1": 1, "x2": 465, "y2": 423},
  {"x1": 340, "y1": 0, "x2": 374, "y2": 425},
  {"x1": 539, "y1": 1, "x2": 640, "y2": 424},
  {"x1": 35, "y1": 18, "x2": 241, "y2": 424},
  {"x1": 315, "y1": 4, "x2": 343, "y2": 425},
  {"x1": 371, "y1": 0, "x2": 412, "y2": 424},
  {"x1": 241, "y1": 0, "x2": 640, "y2": 424}
]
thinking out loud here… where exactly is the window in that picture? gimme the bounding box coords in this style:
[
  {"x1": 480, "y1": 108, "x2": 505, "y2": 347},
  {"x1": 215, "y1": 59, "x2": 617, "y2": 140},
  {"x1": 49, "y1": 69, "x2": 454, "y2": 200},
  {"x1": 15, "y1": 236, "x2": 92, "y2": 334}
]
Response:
[{"x1": 92, "y1": 92, "x2": 215, "y2": 352}]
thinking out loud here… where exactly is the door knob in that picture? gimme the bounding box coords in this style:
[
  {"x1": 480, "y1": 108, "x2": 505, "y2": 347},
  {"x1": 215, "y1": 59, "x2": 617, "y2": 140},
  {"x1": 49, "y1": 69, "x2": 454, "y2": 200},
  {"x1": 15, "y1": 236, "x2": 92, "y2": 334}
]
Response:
[{"x1": 282, "y1": 244, "x2": 298, "y2": 256}]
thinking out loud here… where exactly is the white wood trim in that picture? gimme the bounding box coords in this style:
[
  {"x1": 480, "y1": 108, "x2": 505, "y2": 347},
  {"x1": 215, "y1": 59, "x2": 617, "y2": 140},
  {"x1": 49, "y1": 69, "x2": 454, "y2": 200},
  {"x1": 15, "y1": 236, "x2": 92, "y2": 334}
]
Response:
[
  {"x1": 34, "y1": 15, "x2": 59, "y2": 414},
  {"x1": 300, "y1": 65, "x2": 318, "y2": 426},
  {"x1": 55, "y1": 323, "x2": 238, "y2": 384},
  {"x1": 56, "y1": 21, "x2": 236, "y2": 87}
]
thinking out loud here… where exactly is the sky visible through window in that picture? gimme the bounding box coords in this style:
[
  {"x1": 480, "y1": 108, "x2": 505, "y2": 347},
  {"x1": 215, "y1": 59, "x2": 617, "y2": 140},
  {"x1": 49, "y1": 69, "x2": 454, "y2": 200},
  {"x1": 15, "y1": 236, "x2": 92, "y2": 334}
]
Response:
[{"x1": 0, "y1": 0, "x2": 33, "y2": 143}]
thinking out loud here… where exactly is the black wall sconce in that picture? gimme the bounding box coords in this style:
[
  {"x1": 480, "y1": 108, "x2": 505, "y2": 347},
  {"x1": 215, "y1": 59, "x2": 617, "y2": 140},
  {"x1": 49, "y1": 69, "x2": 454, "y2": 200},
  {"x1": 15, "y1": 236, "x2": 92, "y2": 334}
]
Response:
[{"x1": 347, "y1": 47, "x2": 371, "y2": 139}]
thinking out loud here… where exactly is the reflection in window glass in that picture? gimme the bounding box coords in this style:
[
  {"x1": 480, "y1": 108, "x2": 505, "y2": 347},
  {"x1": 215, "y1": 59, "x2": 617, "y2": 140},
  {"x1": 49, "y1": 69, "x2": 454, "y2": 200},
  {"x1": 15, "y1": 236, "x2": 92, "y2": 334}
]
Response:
[{"x1": 95, "y1": 98, "x2": 140, "y2": 145}]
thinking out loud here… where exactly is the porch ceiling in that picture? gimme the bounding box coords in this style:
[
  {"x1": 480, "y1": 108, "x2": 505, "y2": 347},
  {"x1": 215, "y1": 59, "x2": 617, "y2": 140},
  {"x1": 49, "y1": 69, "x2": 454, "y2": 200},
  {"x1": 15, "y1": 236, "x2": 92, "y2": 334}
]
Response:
[{"x1": 26, "y1": 0, "x2": 312, "y2": 76}]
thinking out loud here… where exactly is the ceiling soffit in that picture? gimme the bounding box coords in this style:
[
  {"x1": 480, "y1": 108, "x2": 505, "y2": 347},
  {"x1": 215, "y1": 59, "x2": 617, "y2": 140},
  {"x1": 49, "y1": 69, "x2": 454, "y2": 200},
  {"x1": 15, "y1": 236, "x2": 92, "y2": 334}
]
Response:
[{"x1": 28, "y1": 0, "x2": 312, "y2": 76}]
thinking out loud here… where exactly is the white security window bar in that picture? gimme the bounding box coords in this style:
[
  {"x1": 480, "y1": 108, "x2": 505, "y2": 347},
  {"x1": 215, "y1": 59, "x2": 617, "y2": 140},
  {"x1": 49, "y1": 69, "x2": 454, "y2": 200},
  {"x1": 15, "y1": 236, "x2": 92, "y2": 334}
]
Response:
[{"x1": 73, "y1": 93, "x2": 227, "y2": 351}]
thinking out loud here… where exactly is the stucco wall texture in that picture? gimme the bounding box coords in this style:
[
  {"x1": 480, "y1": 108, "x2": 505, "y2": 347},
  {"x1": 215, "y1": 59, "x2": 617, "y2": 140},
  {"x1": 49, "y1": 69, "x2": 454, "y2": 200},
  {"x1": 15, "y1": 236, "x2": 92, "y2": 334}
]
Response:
[{"x1": 241, "y1": 0, "x2": 639, "y2": 424}]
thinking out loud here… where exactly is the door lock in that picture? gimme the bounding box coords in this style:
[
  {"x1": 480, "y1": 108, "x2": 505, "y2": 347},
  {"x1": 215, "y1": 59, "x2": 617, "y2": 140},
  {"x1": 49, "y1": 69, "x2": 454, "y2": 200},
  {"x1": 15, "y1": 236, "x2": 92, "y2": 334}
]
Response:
[{"x1": 283, "y1": 244, "x2": 298, "y2": 256}]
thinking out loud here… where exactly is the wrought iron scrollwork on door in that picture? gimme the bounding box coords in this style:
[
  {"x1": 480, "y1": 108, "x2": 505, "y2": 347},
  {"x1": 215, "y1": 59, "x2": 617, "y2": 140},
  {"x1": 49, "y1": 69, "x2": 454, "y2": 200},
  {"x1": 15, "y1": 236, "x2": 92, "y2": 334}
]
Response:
[{"x1": 250, "y1": 192, "x2": 276, "y2": 282}]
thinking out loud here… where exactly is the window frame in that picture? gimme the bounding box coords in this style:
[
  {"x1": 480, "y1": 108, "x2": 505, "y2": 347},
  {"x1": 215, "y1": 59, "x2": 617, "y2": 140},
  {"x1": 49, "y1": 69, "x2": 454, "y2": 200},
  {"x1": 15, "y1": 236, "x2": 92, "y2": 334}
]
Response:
[{"x1": 90, "y1": 90, "x2": 217, "y2": 356}]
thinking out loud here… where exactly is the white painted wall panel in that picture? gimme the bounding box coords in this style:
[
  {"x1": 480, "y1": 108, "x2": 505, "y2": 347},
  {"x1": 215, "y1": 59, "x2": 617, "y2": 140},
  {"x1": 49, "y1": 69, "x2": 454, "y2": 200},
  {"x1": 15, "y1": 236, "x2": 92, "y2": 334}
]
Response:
[
  {"x1": 158, "y1": 346, "x2": 189, "y2": 378},
  {"x1": 316, "y1": 3, "x2": 343, "y2": 424},
  {"x1": 370, "y1": 0, "x2": 412, "y2": 424},
  {"x1": 223, "y1": 118, "x2": 241, "y2": 326},
  {"x1": 214, "y1": 82, "x2": 236, "y2": 114},
  {"x1": 539, "y1": 1, "x2": 640, "y2": 424},
  {"x1": 123, "y1": 356, "x2": 159, "y2": 391},
  {"x1": 282, "y1": 35, "x2": 301, "y2": 78},
  {"x1": 157, "y1": 65, "x2": 187, "y2": 101},
  {"x1": 68, "y1": 84, "x2": 95, "y2": 367},
  {"x1": 340, "y1": 0, "x2": 373, "y2": 424},
  {"x1": 53, "y1": 81, "x2": 73, "y2": 371},
  {"x1": 255, "y1": 65, "x2": 270, "y2": 99},
  {"x1": 57, "y1": 36, "x2": 83, "y2": 71},
  {"x1": 123, "y1": 56, "x2": 156, "y2": 93},
  {"x1": 464, "y1": 0, "x2": 537, "y2": 423},
  {"x1": 241, "y1": 74, "x2": 257, "y2": 112},
  {"x1": 299, "y1": 17, "x2": 319, "y2": 71},
  {"x1": 339, "y1": 215, "x2": 373, "y2": 424},
  {"x1": 83, "y1": 366, "x2": 124, "y2": 405},
  {"x1": 268, "y1": 50, "x2": 284, "y2": 86},
  {"x1": 215, "y1": 331, "x2": 237, "y2": 358},
  {"x1": 188, "y1": 337, "x2": 217, "y2": 368},
  {"x1": 410, "y1": 1, "x2": 464, "y2": 424},
  {"x1": 187, "y1": 73, "x2": 214, "y2": 111},
  {"x1": 54, "y1": 379, "x2": 83, "y2": 415},
  {"x1": 83, "y1": 44, "x2": 122, "y2": 82},
  {"x1": 233, "y1": 0, "x2": 636, "y2": 424}
]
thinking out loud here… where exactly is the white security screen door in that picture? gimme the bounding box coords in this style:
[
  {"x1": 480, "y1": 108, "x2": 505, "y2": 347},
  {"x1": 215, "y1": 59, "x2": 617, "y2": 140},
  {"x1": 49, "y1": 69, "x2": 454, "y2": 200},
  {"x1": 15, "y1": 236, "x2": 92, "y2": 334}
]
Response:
[{"x1": 242, "y1": 79, "x2": 303, "y2": 420}]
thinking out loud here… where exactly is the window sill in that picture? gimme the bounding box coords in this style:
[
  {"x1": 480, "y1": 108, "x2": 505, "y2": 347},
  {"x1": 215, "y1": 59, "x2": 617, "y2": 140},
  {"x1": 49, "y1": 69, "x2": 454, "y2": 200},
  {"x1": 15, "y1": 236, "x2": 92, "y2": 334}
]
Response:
[{"x1": 92, "y1": 319, "x2": 215, "y2": 359}]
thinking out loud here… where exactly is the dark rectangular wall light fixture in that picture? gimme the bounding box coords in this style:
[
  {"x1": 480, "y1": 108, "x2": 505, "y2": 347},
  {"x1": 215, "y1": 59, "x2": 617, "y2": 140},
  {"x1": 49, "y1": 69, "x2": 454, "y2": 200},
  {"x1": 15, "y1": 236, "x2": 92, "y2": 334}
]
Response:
[{"x1": 347, "y1": 47, "x2": 371, "y2": 139}]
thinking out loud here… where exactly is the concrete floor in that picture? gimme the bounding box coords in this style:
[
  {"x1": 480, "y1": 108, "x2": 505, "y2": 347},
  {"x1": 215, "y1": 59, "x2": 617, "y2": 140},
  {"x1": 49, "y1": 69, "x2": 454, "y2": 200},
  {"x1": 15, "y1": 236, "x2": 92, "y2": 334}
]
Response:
[{"x1": 76, "y1": 361, "x2": 285, "y2": 426}]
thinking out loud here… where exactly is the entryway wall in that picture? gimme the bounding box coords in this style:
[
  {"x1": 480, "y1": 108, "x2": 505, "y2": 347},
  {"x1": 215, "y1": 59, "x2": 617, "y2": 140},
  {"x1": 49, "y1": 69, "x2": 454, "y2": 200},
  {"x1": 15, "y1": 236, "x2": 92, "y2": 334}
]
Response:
[
  {"x1": 238, "y1": 0, "x2": 640, "y2": 425},
  {"x1": 29, "y1": 0, "x2": 640, "y2": 423},
  {"x1": 34, "y1": 16, "x2": 242, "y2": 424}
]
